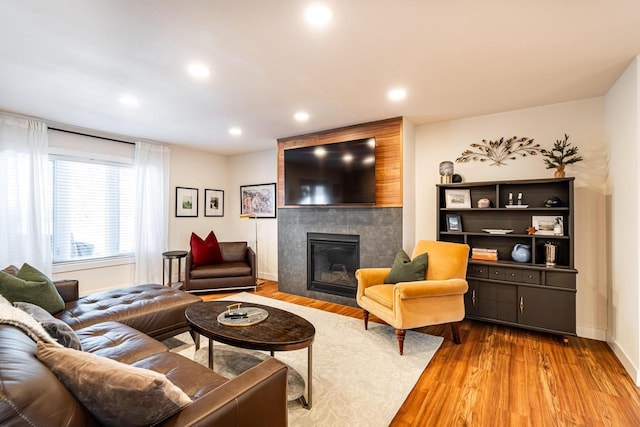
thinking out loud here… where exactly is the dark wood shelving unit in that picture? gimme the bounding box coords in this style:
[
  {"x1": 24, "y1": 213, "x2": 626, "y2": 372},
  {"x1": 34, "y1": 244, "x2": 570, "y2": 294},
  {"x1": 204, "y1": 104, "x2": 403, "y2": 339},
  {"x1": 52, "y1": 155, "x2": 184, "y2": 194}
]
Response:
[{"x1": 437, "y1": 177, "x2": 577, "y2": 338}]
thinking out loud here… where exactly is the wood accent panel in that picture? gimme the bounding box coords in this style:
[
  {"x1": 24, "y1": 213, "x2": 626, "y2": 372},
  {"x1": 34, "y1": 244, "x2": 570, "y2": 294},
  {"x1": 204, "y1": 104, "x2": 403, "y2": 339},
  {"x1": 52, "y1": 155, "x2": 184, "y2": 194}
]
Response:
[
  {"x1": 203, "y1": 281, "x2": 640, "y2": 427},
  {"x1": 277, "y1": 117, "x2": 403, "y2": 208}
]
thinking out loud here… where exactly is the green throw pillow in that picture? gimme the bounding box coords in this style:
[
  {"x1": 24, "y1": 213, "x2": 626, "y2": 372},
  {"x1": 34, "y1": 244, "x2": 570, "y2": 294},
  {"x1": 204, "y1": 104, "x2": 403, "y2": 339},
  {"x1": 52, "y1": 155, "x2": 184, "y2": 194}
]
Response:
[
  {"x1": 0, "y1": 263, "x2": 65, "y2": 314},
  {"x1": 384, "y1": 250, "x2": 428, "y2": 284}
]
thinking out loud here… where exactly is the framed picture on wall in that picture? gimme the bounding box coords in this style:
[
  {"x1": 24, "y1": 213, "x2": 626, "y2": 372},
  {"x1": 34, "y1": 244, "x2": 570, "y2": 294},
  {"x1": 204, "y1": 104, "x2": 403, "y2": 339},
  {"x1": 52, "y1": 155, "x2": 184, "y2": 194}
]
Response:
[
  {"x1": 240, "y1": 183, "x2": 277, "y2": 218},
  {"x1": 204, "y1": 189, "x2": 224, "y2": 217},
  {"x1": 175, "y1": 187, "x2": 198, "y2": 217}
]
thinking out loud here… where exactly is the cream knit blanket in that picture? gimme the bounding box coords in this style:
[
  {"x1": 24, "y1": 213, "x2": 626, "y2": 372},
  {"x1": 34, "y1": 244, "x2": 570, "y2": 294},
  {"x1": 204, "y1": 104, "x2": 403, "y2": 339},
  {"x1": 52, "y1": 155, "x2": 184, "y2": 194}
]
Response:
[{"x1": 0, "y1": 295, "x2": 61, "y2": 346}]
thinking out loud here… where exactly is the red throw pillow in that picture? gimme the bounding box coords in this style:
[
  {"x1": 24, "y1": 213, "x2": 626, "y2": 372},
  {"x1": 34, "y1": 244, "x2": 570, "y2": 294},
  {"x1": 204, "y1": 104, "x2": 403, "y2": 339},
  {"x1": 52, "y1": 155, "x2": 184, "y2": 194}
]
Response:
[{"x1": 190, "y1": 231, "x2": 224, "y2": 267}]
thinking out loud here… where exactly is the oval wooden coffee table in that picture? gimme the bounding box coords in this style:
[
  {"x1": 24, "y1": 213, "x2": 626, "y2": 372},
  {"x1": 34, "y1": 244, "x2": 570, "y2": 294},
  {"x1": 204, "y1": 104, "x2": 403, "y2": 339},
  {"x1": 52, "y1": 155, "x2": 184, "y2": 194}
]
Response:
[{"x1": 185, "y1": 300, "x2": 316, "y2": 409}]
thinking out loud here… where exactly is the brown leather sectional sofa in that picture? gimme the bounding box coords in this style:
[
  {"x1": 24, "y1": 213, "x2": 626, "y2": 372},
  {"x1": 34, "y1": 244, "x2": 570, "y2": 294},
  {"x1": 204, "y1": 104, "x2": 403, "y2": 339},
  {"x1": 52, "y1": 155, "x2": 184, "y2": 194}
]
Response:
[{"x1": 0, "y1": 280, "x2": 288, "y2": 426}]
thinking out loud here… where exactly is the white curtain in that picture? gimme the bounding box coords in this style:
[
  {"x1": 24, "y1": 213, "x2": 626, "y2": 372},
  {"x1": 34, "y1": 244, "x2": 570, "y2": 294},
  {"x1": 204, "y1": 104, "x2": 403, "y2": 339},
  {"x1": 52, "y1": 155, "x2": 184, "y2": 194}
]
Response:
[
  {"x1": 134, "y1": 141, "x2": 170, "y2": 284},
  {"x1": 0, "y1": 115, "x2": 51, "y2": 274}
]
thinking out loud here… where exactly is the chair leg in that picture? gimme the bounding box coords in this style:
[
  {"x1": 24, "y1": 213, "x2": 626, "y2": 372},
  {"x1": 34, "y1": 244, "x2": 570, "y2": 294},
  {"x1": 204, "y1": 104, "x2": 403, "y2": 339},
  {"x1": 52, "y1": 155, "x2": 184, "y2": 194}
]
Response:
[
  {"x1": 451, "y1": 322, "x2": 461, "y2": 344},
  {"x1": 362, "y1": 309, "x2": 369, "y2": 330},
  {"x1": 396, "y1": 329, "x2": 406, "y2": 355}
]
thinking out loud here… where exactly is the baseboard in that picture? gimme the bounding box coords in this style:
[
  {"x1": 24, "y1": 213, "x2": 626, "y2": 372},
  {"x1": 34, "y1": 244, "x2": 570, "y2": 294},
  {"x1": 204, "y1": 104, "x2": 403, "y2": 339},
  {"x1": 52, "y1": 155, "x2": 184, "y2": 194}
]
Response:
[
  {"x1": 259, "y1": 272, "x2": 278, "y2": 282},
  {"x1": 607, "y1": 333, "x2": 640, "y2": 386},
  {"x1": 576, "y1": 325, "x2": 607, "y2": 341}
]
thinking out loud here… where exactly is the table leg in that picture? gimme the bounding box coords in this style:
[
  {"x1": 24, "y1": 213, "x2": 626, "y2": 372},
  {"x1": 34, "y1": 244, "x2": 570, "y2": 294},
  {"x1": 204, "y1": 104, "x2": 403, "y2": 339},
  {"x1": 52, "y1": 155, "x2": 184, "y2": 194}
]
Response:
[
  {"x1": 168, "y1": 259, "x2": 173, "y2": 287},
  {"x1": 299, "y1": 344, "x2": 313, "y2": 410},
  {"x1": 208, "y1": 338, "x2": 214, "y2": 370},
  {"x1": 163, "y1": 259, "x2": 166, "y2": 287}
]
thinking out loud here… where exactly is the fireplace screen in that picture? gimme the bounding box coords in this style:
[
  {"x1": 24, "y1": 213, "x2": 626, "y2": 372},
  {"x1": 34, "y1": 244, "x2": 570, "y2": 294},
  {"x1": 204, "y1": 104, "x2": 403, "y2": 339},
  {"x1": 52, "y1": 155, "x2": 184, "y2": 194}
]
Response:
[{"x1": 307, "y1": 233, "x2": 359, "y2": 298}]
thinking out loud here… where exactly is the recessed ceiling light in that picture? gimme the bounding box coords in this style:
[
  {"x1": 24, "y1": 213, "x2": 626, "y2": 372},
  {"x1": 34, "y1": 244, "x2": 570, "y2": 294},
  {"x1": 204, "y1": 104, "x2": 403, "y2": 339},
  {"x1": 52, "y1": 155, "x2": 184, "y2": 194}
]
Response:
[
  {"x1": 119, "y1": 95, "x2": 141, "y2": 107},
  {"x1": 388, "y1": 88, "x2": 407, "y2": 102},
  {"x1": 305, "y1": 3, "x2": 333, "y2": 27},
  {"x1": 314, "y1": 146, "x2": 327, "y2": 157},
  {"x1": 294, "y1": 111, "x2": 310, "y2": 122},
  {"x1": 229, "y1": 127, "x2": 242, "y2": 136},
  {"x1": 187, "y1": 62, "x2": 211, "y2": 79}
]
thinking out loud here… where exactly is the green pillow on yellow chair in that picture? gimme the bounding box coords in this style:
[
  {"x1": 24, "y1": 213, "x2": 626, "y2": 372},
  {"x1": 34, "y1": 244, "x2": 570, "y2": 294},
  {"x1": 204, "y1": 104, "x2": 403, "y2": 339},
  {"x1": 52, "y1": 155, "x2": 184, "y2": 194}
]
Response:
[{"x1": 384, "y1": 250, "x2": 428, "y2": 284}]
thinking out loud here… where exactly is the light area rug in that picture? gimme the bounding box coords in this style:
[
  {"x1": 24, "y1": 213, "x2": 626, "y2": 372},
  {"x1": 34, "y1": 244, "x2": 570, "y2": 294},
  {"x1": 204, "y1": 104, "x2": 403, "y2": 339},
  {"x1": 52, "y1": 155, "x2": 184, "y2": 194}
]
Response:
[{"x1": 166, "y1": 292, "x2": 443, "y2": 427}]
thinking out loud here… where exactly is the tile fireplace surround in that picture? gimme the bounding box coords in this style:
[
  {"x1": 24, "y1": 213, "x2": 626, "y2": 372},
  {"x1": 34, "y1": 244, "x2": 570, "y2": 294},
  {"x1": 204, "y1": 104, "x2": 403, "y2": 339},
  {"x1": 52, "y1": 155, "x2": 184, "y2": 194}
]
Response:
[{"x1": 278, "y1": 207, "x2": 402, "y2": 307}]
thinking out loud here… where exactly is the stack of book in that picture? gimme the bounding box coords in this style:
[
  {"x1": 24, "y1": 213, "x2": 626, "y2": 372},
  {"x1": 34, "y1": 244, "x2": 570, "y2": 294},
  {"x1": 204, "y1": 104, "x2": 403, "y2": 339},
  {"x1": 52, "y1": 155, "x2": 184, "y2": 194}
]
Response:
[{"x1": 471, "y1": 248, "x2": 498, "y2": 261}]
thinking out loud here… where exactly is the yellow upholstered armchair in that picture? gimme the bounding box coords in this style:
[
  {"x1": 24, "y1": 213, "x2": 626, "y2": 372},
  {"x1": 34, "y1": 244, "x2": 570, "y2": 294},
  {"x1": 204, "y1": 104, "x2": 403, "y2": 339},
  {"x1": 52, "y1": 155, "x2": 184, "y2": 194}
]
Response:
[{"x1": 355, "y1": 240, "x2": 470, "y2": 355}]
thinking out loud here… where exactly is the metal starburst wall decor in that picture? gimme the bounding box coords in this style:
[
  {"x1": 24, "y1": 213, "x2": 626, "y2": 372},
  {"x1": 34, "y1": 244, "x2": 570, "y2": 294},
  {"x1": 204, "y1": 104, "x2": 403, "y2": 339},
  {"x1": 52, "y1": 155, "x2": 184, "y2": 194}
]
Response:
[{"x1": 456, "y1": 136, "x2": 542, "y2": 166}]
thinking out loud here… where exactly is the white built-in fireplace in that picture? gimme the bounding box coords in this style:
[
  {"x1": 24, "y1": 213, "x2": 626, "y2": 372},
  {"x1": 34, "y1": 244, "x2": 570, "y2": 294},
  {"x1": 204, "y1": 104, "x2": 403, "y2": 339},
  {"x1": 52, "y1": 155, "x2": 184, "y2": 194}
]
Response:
[{"x1": 307, "y1": 232, "x2": 359, "y2": 298}]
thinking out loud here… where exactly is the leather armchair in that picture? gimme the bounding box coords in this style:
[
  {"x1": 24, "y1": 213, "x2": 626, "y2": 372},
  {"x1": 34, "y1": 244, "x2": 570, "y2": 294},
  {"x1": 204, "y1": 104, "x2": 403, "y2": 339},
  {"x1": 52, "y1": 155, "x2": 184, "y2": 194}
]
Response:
[
  {"x1": 185, "y1": 242, "x2": 256, "y2": 292},
  {"x1": 355, "y1": 240, "x2": 470, "y2": 354}
]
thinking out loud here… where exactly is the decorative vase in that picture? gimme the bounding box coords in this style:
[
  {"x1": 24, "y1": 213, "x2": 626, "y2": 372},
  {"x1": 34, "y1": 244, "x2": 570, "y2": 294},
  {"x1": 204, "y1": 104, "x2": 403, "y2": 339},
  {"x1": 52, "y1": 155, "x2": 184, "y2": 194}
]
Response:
[
  {"x1": 554, "y1": 164, "x2": 566, "y2": 178},
  {"x1": 511, "y1": 244, "x2": 531, "y2": 263}
]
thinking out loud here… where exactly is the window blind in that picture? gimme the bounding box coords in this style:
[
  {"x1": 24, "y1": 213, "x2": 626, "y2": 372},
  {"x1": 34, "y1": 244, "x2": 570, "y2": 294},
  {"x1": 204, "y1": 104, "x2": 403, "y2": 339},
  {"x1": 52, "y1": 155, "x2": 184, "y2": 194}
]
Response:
[{"x1": 47, "y1": 130, "x2": 136, "y2": 264}]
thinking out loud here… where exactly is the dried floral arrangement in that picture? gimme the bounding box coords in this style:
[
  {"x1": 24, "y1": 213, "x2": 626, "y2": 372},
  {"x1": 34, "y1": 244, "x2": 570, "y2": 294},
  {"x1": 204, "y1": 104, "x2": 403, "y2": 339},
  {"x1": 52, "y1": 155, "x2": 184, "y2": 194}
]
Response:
[
  {"x1": 456, "y1": 136, "x2": 542, "y2": 166},
  {"x1": 541, "y1": 134, "x2": 583, "y2": 177}
]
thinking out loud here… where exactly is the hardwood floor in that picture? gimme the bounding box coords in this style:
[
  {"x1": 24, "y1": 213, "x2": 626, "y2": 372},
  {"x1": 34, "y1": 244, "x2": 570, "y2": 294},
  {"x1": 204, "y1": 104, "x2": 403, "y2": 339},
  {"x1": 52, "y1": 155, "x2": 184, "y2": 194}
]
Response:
[{"x1": 201, "y1": 281, "x2": 640, "y2": 426}]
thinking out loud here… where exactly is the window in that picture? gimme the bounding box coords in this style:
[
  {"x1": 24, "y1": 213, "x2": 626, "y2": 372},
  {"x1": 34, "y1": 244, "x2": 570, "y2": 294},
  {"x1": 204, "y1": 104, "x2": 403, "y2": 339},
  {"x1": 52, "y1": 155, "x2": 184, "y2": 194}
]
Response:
[{"x1": 48, "y1": 155, "x2": 135, "y2": 263}]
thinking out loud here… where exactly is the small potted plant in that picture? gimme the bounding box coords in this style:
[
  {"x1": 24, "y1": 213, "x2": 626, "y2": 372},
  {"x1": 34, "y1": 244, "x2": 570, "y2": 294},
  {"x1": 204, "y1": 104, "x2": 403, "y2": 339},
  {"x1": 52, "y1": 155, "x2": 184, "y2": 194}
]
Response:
[{"x1": 541, "y1": 134, "x2": 583, "y2": 178}]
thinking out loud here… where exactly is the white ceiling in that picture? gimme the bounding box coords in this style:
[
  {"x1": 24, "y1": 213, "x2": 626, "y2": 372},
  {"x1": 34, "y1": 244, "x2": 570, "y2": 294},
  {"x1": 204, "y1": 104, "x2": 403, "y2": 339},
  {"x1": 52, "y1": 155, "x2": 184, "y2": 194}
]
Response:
[{"x1": 1, "y1": 1, "x2": 639, "y2": 155}]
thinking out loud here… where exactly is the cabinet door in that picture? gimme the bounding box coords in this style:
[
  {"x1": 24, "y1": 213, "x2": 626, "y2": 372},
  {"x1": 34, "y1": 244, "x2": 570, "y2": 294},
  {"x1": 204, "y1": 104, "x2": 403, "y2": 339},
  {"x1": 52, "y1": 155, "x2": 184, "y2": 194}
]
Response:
[
  {"x1": 518, "y1": 287, "x2": 576, "y2": 334},
  {"x1": 476, "y1": 282, "x2": 498, "y2": 319},
  {"x1": 465, "y1": 281, "x2": 498, "y2": 319},
  {"x1": 464, "y1": 281, "x2": 479, "y2": 317}
]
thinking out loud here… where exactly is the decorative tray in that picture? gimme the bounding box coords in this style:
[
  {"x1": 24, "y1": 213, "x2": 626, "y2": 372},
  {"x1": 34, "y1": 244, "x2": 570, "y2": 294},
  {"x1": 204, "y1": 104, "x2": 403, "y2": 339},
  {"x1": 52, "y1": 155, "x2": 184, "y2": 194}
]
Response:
[
  {"x1": 482, "y1": 229, "x2": 514, "y2": 234},
  {"x1": 505, "y1": 205, "x2": 528, "y2": 208},
  {"x1": 217, "y1": 303, "x2": 268, "y2": 326}
]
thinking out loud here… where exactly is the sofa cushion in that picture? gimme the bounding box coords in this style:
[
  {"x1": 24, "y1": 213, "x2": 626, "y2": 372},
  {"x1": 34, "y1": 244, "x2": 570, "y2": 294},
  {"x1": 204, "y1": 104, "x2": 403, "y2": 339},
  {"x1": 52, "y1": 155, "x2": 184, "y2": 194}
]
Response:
[
  {"x1": 364, "y1": 284, "x2": 395, "y2": 309},
  {"x1": 37, "y1": 341, "x2": 192, "y2": 427},
  {"x1": 54, "y1": 284, "x2": 202, "y2": 338},
  {"x1": 190, "y1": 261, "x2": 252, "y2": 279},
  {"x1": 14, "y1": 301, "x2": 82, "y2": 350},
  {"x1": 0, "y1": 325, "x2": 96, "y2": 427},
  {"x1": 220, "y1": 241, "x2": 248, "y2": 262},
  {"x1": 0, "y1": 263, "x2": 65, "y2": 314},
  {"x1": 132, "y1": 351, "x2": 229, "y2": 400},
  {"x1": 191, "y1": 231, "x2": 224, "y2": 266},
  {"x1": 384, "y1": 250, "x2": 428, "y2": 284},
  {"x1": 76, "y1": 321, "x2": 168, "y2": 364}
]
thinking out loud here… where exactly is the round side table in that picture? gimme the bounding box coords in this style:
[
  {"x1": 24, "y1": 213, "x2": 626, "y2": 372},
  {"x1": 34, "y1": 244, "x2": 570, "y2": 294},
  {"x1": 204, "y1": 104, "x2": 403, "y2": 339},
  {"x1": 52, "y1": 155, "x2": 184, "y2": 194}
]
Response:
[{"x1": 162, "y1": 250, "x2": 188, "y2": 289}]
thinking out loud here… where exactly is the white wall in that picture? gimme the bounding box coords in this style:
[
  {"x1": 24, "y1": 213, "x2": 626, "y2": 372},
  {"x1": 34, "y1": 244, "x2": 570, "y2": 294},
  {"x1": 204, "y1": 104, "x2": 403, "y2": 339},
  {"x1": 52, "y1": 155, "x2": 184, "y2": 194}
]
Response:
[
  {"x1": 604, "y1": 56, "x2": 640, "y2": 384},
  {"x1": 227, "y1": 149, "x2": 278, "y2": 281},
  {"x1": 168, "y1": 145, "x2": 230, "y2": 249},
  {"x1": 414, "y1": 97, "x2": 608, "y2": 341}
]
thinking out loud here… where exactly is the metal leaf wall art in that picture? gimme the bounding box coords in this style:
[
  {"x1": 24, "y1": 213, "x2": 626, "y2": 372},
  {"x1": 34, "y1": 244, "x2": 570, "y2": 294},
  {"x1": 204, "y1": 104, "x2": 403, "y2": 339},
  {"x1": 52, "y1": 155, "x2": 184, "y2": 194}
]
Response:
[{"x1": 456, "y1": 136, "x2": 542, "y2": 166}]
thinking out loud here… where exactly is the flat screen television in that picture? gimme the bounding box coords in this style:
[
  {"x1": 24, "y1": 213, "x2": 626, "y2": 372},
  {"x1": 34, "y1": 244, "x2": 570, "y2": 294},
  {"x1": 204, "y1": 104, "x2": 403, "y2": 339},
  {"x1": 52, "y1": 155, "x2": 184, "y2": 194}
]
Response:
[{"x1": 284, "y1": 137, "x2": 376, "y2": 206}]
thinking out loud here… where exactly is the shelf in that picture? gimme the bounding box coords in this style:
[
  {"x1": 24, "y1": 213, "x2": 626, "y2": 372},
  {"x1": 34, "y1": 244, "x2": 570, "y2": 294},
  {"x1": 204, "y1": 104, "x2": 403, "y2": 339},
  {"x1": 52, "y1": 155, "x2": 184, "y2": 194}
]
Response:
[
  {"x1": 467, "y1": 258, "x2": 577, "y2": 271},
  {"x1": 438, "y1": 177, "x2": 577, "y2": 338},
  {"x1": 441, "y1": 207, "x2": 569, "y2": 212},
  {"x1": 441, "y1": 231, "x2": 570, "y2": 239}
]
